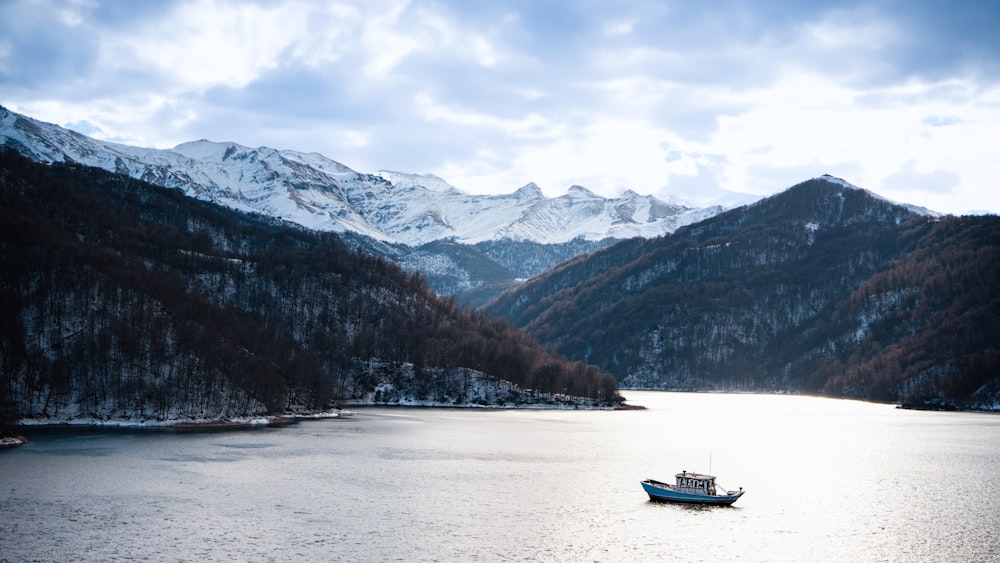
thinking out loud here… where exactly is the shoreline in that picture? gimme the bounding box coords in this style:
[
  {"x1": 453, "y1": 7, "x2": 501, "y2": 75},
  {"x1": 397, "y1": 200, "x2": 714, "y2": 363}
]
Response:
[
  {"x1": 0, "y1": 435, "x2": 28, "y2": 449},
  {"x1": 14, "y1": 416, "x2": 287, "y2": 430},
  {"x1": 8, "y1": 399, "x2": 638, "y2": 432},
  {"x1": 10, "y1": 411, "x2": 350, "y2": 432}
]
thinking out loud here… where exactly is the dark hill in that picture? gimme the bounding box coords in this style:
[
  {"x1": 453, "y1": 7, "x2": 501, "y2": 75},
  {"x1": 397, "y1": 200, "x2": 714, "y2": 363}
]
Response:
[
  {"x1": 485, "y1": 176, "x2": 1000, "y2": 410},
  {"x1": 0, "y1": 151, "x2": 621, "y2": 426}
]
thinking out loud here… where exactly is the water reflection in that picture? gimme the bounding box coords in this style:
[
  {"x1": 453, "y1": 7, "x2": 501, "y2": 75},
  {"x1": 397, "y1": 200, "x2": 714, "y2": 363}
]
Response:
[{"x1": 2, "y1": 392, "x2": 999, "y2": 561}]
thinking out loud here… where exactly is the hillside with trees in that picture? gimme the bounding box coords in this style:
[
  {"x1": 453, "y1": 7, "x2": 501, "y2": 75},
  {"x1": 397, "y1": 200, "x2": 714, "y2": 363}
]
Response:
[
  {"x1": 0, "y1": 151, "x2": 621, "y2": 427},
  {"x1": 486, "y1": 177, "x2": 1000, "y2": 411}
]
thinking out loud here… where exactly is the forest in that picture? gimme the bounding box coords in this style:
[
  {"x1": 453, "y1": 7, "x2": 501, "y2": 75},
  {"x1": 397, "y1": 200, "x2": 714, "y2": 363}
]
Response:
[
  {"x1": 486, "y1": 178, "x2": 1000, "y2": 410},
  {"x1": 0, "y1": 151, "x2": 621, "y2": 428}
]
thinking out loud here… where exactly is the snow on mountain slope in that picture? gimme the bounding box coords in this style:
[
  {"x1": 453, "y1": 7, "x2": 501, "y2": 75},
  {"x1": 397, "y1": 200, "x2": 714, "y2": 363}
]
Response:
[
  {"x1": 813, "y1": 174, "x2": 936, "y2": 217},
  {"x1": 1, "y1": 106, "x2": 718, "y2": 245},
  {"x1": 377, "y1": 170, "x2": 462, "y2": 194}
]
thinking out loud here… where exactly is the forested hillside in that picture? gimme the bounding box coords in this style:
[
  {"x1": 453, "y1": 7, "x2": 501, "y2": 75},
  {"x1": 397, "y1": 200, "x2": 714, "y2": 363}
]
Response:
[
  {"x1": 0, "y1": 152, "x2": 621, "y2": 426},
  {"x1": 486, "y1": 177, "x2": 1000, "y2": 410}
]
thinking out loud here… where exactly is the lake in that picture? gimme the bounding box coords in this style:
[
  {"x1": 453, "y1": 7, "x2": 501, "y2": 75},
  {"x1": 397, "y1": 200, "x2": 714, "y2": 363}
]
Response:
[{"x1": 2, "y1": 392, "x2": 999, "y2": 562}]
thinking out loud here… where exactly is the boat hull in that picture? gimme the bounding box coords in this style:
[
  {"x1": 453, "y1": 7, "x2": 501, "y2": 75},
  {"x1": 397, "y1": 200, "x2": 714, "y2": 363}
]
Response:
[{"x1": 641, "y1": 479, "x2": 744, "y2": 506}]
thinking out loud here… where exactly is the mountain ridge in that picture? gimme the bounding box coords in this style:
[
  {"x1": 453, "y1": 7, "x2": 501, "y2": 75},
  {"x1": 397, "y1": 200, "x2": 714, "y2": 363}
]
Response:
[
  {"x1": 485, "y1": 177, "x2": 1000, "y2": 410},
  {"x1": 0, "y1": 105, "x2": 719, "y2": 246},
  {"x1": 1, "y1": 105, "x2": 730, "y2": 304}
]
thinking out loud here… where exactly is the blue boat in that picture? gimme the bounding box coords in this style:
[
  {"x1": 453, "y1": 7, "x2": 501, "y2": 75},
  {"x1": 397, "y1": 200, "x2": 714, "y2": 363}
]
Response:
[{"x1": 641, "y1": 470, "x2": 744, "y2": 505}]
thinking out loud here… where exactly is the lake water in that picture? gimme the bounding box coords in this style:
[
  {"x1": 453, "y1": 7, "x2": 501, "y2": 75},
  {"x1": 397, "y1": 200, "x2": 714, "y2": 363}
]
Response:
[{"x1": 2, "y1": 392, "x2": 999, "y2": 562}]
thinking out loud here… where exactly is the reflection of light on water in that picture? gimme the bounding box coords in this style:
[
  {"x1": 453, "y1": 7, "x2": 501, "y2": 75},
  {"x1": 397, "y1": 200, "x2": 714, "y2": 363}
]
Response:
[
  {"x1": 626, "y1": 391, "x2": 1000, "y2": 561},
  {"x1": 3, "y1": 392, "x2": 998, "y2": 561}
]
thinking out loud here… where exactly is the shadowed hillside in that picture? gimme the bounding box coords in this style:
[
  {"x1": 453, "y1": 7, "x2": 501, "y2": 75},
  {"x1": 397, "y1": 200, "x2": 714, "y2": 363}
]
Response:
[
  {"x1": 0, "y1": 151, "x2": 621, "y2": 425},
  {"x1": 486, "y1": 177, "x2": 1000, "y2": 410}
]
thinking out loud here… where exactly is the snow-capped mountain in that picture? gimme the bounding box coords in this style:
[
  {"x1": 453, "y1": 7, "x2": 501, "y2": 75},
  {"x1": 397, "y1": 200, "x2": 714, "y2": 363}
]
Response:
[{"x1": 0, "y1": 105, "x2": 719, "y2": 246}]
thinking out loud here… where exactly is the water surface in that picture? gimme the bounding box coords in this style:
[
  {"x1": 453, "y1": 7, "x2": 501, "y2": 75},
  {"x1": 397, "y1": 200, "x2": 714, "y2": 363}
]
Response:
[{"x1": 2, "y1": 392, "x2": 999, "y2": 561}]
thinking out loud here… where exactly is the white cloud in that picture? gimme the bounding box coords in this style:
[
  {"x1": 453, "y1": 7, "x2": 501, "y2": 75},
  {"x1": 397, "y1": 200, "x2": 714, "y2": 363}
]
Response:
[
  {"x1": 603, "y1": 19, "x2": 637, "y2": 37},
  {"x1": 884, "y1": 160, "x2": 959, "y2": 193},
  {"x1": 58, "y1": 0, "x2": 97, "y2": 26},
  {"x1": 335, "y1": 128, "x2": 372, "y2": 150},
  {"x1": 676, "y1": 70, "x2": 1000, "y2": 209},
  {"x1": 356, "y1": 1, "x2": 505, "y2": 78},
  {"x1": 105, "y1": 0, "x2": 308, "y2": 92},
  {"x1": 434, "y1": 116, "x2": 689, "y2": 196},
  {"x1": 4, "y1": 0, "x2": 1000, "y2": 215},
  {"x1": 799, "y1": 8, "x2": 897, "y2": 51},
  {"x1": 358, "y1": 0, "x2": 418, "y2": 78},
  {"x1": 287, "y1": 4, "x2": 360, "y2": 68},
  {"x1": 414, "y1": 92, "x2": 556, "y2": 138}
]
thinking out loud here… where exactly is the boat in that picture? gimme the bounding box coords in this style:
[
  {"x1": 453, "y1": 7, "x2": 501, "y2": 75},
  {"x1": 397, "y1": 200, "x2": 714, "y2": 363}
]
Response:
[{"x1": 641, "y1": 470, "x2": 744, "y2": 505}]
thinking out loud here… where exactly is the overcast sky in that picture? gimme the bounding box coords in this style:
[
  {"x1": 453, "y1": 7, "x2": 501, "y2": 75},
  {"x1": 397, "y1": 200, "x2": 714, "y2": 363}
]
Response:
[{"x1": 2, "y1": 0, "x2": 999, "y2": 214}]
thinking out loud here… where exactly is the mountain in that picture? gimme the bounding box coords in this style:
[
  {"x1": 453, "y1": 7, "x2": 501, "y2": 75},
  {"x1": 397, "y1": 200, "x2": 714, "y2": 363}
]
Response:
[
  {"x1": 0, "y1": 106, "x2": 722, "y2": 304},
  {"x1": 485, "y1": 176, "x2": 1000, "y2": 411},
  {"x1": 0, "y1": 151, "x2": 622, "y2": 426}
]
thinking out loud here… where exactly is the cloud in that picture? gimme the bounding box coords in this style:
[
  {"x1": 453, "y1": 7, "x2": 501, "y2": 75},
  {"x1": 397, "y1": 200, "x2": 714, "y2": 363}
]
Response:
[
  {"x1": 657, "y1": 156, "x2": 736, "y2": 206},
  {"x1": 63, "y1": 120, "x2": 105, "y2": 137},
  {"x1": 922, "y1": 115, "x2": 962, "y2": 127},
  {"x1": 0, "y1": 0, "x2": 102, "y2": 93},
  {"x1": 883, "y1": 161, "x2": 960, "y2": 194},
  {"x1": 2, "y1": 0, "x2": 1000, "y2": 214},
  {"x1": 108, "y1": 1, "x2": 308, "y2": 92}
]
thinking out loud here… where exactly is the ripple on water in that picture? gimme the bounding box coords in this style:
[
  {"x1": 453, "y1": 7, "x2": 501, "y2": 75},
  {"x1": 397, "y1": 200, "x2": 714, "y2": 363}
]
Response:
[{"x1": 2, "y1": 393, "x2": 999, "y2": 561}]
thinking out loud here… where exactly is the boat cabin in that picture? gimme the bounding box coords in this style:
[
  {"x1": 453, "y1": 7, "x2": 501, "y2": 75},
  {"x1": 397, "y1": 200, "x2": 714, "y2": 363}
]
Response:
[{"x1": 675, "y1": 470, "x2": 717, "y2": 496}]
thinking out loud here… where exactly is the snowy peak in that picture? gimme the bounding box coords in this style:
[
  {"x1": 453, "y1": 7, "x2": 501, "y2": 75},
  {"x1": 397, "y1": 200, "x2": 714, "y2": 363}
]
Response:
[
  {"x1": 377, "y1": 170, "x2": 462, "y2": 194},
  {"x1": 0, "y1": 105, "x2": 715, "y2": 245},
  {"x1": 814, "y1": 173, "x2": 936, "y2": 216},
  {"x1": 723, "y1": 174, "x2": 930, "y2": 235},
  {"x1": 172, "y1": 139, "x2": 241, "y2": 160},
  {"x1": 513, "y1": 182, "x2": 544, "y2": 200},
  {"x1": 565, "y1": 185, "x2": 600, "y2": 199},
  {"x1": 815, "y1": 173, "x2": 861, "y2": 191}
]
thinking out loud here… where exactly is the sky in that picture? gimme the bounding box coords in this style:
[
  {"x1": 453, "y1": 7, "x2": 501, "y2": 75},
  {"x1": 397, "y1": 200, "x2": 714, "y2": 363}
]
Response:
[{"x1": 1, "y1": 0, "x2": 999, "y2": 214}]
